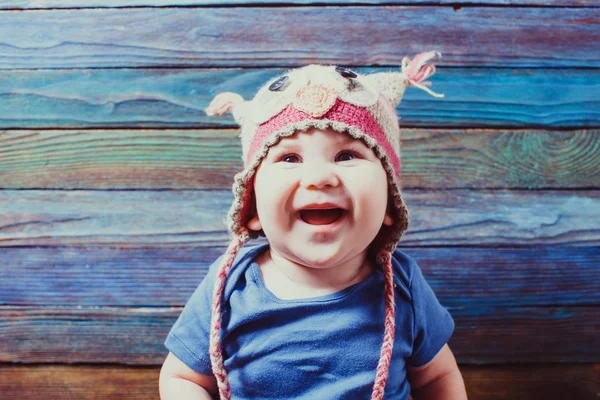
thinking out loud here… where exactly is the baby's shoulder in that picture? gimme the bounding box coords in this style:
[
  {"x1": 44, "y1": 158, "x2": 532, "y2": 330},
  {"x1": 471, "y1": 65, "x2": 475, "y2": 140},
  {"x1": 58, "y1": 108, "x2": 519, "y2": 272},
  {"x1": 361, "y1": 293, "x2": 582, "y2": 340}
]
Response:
[{"x1": 390, "y1": 249, "x2": 422, "y2": 301}]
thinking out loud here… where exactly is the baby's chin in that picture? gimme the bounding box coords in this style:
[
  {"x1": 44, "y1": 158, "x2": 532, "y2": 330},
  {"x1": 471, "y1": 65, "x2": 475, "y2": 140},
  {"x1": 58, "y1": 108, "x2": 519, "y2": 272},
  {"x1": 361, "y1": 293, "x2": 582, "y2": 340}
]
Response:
[{"x1": 277, "y1": 241, "x2": 370, "y2": 270}]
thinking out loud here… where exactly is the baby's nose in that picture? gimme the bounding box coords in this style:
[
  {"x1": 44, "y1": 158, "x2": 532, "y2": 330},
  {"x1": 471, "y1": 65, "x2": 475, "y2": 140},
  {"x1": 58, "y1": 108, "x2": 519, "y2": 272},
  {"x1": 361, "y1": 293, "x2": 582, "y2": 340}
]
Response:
[
  {"x1": 301, "y1": 164, "x2": 340, "y2": 190},
  {"x1": 293, "y1": 84, "x2": 337, "y2": 118}
]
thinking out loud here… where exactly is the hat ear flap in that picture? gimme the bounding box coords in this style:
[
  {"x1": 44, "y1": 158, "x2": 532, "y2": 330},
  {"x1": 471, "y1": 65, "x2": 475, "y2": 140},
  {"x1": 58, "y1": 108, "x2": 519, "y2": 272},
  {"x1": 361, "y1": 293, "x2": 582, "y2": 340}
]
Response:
[{"x1": 205, "y1": 92, "x2": 248, "y2": 125}]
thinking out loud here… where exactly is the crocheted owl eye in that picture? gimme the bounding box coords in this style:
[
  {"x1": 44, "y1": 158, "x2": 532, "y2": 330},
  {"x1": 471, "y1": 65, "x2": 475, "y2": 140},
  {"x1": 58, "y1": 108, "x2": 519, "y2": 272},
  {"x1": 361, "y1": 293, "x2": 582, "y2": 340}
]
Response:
[
  {"x1": 336, "y1": 66, "x2": 360, "y2": 91},
  {"x1": 335, "y1": 66, "x2": 358, "y2": 79},
  {"x1": 268, "y1": 75, "x2": 290, "y2": 91}
]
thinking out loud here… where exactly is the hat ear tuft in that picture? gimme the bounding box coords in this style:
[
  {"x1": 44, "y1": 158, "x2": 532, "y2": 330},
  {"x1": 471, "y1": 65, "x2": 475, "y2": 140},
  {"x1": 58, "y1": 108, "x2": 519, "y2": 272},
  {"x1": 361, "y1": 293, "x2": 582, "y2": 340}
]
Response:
[
  {"x1": 363, "y1": 72, "x2": 408, "y2": 107},
  {"x1": 206, "y1": 92, "x2": 248, "y2": 124}
]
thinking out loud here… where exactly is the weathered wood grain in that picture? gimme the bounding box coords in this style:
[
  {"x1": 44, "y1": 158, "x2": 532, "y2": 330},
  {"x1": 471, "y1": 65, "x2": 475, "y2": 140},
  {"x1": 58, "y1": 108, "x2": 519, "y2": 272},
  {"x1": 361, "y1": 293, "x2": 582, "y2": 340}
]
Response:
[
  {"x1": 0, "y1": 3, "x2": 595, "y2": 398},
  {"x1": 0, "y1": 306, "x2": 174, "y2": 364},
  {"x1": 1, "y1": 245, "x2": 598, "y2": 308},
  {"x1": 1, "y1": 68, "x2": 598, "y2": 128},
  {"x1": 0, "y1": 130, "x2": 235, "y2": 188},
  {"x1": 460, "y1": 364, "x2": 600, "y2": 400},
  {"x1": 0, "y1": 245, "x2": 227, "y2": 306},
  {"x1": 0, "y1": 190, "x2": 598, "y2": 247},
  {"x1": 2, "y1": 0, "x2": 599, "y2": 8},
  {"x1": 1, "y1": 128, "x2": 598, "y2": 189},
  {"x1": 0, "y1": 305, "x2": 598, "y2": 364},
  {"x1": 0, "y1": 363, "x2": 597, "y2": 400},
  {"x1": 401, "y1": 129, "x2": 600, "y2": 189},
  {"x1": 0, "y1": 130, "x2": 242, "y2": 189},
  {"x1": 0, "y1": 365, "x2": 161, "y2": 400},
  {"x1": 0, "y1": 8, "x2": 598, "y2": 68},
  {"x1": 451, "y1": 306, "x2": 600, "y2": 364}
]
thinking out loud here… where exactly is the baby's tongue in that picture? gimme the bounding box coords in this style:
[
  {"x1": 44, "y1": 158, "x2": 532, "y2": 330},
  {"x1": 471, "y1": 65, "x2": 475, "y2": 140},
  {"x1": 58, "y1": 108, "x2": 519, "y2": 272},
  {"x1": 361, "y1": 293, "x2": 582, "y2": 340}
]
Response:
[{"x1": 300, "y1": 209, "x2": 343, "y2": 225}]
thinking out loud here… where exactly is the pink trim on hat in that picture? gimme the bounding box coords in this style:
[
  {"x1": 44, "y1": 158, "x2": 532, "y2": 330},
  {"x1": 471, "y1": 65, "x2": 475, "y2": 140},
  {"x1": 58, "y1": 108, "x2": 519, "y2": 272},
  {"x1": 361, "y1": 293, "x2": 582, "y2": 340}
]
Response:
[{"x1": 248, "y1": 99, "x2": 400, "y2": 179}]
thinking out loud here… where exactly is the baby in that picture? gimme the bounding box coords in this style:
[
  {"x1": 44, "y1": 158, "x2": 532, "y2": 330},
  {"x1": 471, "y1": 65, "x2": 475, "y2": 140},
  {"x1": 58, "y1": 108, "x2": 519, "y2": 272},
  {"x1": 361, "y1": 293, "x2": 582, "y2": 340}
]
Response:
[{"x1": 160, "y1": 52, "x2": 467, "y2": 400}]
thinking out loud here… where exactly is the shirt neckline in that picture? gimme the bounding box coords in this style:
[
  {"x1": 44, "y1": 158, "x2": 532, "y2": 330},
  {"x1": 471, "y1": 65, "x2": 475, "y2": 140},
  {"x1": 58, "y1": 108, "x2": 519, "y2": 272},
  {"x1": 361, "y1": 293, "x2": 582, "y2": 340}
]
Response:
[{"x1": 247, "y1": 243, "x2": 378, "y2": 304}]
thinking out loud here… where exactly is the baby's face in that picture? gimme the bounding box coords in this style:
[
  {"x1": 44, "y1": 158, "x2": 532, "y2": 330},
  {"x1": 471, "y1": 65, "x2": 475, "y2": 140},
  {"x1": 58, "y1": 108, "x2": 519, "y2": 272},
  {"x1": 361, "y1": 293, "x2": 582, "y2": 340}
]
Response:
[{"x1": 247, "y1": 128, "x2": 393, "y2": 269}]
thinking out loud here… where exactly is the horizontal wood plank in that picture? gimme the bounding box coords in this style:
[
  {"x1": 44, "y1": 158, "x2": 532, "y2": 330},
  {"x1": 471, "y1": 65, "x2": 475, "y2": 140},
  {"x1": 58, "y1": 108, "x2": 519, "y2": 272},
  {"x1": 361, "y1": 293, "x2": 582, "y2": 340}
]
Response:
[
  {"x1": 0, "y1": 364, "x2": 598, "y2": 400},
  {"x1": 1, "y1": 128, "x2": 599, "y2": 189},
  {"x1": 460, "y1": 364, "x2": 600, "y2": 400},
  {"x1": 0, "y1": 190, "x2": 598, "y2": 247},
  {"x1": 0, "y1": 305, "x2": 598, "y2": 364},
  {"x1": 0, "y1": 8, "x2": 598, "y2": 68},
  {"x1": 0, "y1": 365, "x2": 161, "y2": 400},
  {"x1": 0, "y1": 68, "x2": 597, "y2": 129},
  {"x1": 1, "y1": 246, "x2": 598, "y2": 308},
  {"x1": 452, "y1": 306, "x2": 600, "y2": 363},
  {"x1": 0, "y1": 130, "x2": 243, "y2": 189},
  {"x1": 2, "y1": 1, "x2": 599, "y2": 9}
]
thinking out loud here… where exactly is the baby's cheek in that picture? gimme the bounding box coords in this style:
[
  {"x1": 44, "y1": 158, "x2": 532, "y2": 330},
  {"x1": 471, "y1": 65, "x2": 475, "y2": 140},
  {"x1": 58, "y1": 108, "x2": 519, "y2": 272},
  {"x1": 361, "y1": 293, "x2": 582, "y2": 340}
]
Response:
[
  {"x1": 254, "y1": 179, "x2": 290, "y2": 215},
  {"x1": 255, "y1": 190, "x2": 277, "y2": 214},
  {"x1": 356, "y1": 183, "x2": 389, "y2": 220},
  {"x1": 356, "y1": 168, "x2": 388, "y2": 193}
]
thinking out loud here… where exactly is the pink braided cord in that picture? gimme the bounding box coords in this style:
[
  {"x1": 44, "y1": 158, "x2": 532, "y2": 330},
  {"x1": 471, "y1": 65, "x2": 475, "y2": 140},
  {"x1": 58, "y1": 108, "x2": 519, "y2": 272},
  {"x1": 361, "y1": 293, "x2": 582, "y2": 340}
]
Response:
[
  {"x1": 371, "y1": 250, "x2": 396, "y2": 400},
  {"x1": 209, "y1": 231, "x2": 249, "y2": 400}
]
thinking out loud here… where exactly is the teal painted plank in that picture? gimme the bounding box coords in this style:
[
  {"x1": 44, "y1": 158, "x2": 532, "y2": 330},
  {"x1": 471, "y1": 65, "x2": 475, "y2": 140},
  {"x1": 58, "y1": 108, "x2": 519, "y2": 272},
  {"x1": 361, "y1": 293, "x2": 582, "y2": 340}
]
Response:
[
  {"x1": 0, "y1": 68, "x2": 598, "y2": 128},
  {"x1": 0, "y1": 7, "x2": 598, "y2": 68},
  {"x1": 2, "y1": 0, "x2": 598, "y2": 8},
  {"x1": 0, "y1": 190, "x2": 598, "y2": 247},
  {"x1": 0, "y1": 305, "x2": 597, "y2": 364},
  {"x1": 0, "y1": 246, "x2": 597, "y2": 307},
  {"x1": 2, "y1": 129, "x2": 598, "y2": 190}
]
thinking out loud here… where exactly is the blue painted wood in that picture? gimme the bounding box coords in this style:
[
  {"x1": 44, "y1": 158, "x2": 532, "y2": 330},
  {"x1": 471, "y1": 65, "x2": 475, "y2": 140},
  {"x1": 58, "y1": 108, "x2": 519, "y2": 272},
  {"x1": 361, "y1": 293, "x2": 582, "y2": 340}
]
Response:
[
  {"x1": 0, "y1": 7, "x2": 598, "y2": 68},
  {"x1": 0, "y1": 190, "x2": 598, "y2": 247},
  {"x1": 0, "y1": 246, "x2": 597, "y2": 307},
  {"x1": 0, "y1": 305, "x2": 597, "y2": 364},
  {"x1": 412, "y1": 247, "x2": 600, "y2": 308},
  {"x1": 449, "y1": 306, "x2": 600, "y2": 363},
  {"x1": 2, "y1": 129, "x2": 598, "y2": 190},
  {"x1": 0, "y1": 0, "x2": 597, "y2": 396},
  {"x1": 1, "y1": 0, "x2": 598, "y2": 8},
  {"x1": 0, "y1": 68, "x2": 598, "y2": 128}
]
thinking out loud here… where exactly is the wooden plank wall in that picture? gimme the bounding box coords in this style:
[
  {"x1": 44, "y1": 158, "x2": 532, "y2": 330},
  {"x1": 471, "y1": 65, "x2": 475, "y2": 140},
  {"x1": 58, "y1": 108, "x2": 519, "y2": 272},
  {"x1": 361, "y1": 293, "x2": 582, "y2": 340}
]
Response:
[{"x1": 0, "y1": 1, "x2": 599, "y2": 399}]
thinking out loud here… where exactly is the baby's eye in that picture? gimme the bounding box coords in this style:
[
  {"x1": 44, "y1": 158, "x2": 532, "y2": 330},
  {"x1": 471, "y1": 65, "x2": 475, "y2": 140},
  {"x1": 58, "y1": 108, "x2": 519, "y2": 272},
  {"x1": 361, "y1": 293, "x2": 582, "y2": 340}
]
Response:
[
  {"x1": 336, "y1": 150, "x2": 359, "y2": 162},
  {"x1": 280, "y1": 154, "x2": 300, "y2": 163}
]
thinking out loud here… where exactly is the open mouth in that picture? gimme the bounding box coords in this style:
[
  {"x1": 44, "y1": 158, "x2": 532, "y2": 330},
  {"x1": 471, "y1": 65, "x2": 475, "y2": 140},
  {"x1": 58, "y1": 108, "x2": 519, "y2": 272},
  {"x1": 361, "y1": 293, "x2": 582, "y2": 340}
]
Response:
[{"x1": 299, "y1": 208, "x2": 345, "y2": 226}]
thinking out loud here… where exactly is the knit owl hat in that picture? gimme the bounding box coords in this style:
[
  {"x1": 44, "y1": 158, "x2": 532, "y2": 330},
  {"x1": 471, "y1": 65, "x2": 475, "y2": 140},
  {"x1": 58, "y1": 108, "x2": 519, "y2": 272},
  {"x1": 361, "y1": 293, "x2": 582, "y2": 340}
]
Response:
[{"x1": 205, "y1": 51, "x2": 444, "y2": 400}]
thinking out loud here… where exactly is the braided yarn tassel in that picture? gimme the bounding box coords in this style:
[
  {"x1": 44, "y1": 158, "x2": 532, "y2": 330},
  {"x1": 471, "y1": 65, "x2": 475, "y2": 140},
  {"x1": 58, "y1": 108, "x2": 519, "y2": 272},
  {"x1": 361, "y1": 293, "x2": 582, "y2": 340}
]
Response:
[
  {"x1": 402, "y1": 51, "x2": 445, "y2": 98},
  {"x1": 371, "y1": 250, "x2": 396, "y2": 400},
  {"x1": 209, "y1": 230, "x2": 250, "y2": 400}
]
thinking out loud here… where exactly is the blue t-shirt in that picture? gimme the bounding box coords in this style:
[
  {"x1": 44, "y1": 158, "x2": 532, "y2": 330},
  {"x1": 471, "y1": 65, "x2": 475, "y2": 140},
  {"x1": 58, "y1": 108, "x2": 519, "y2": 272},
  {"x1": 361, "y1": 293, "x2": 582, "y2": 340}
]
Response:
[{"x1": 164, "y1": 243, "x2": 454, "y2": 399}]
